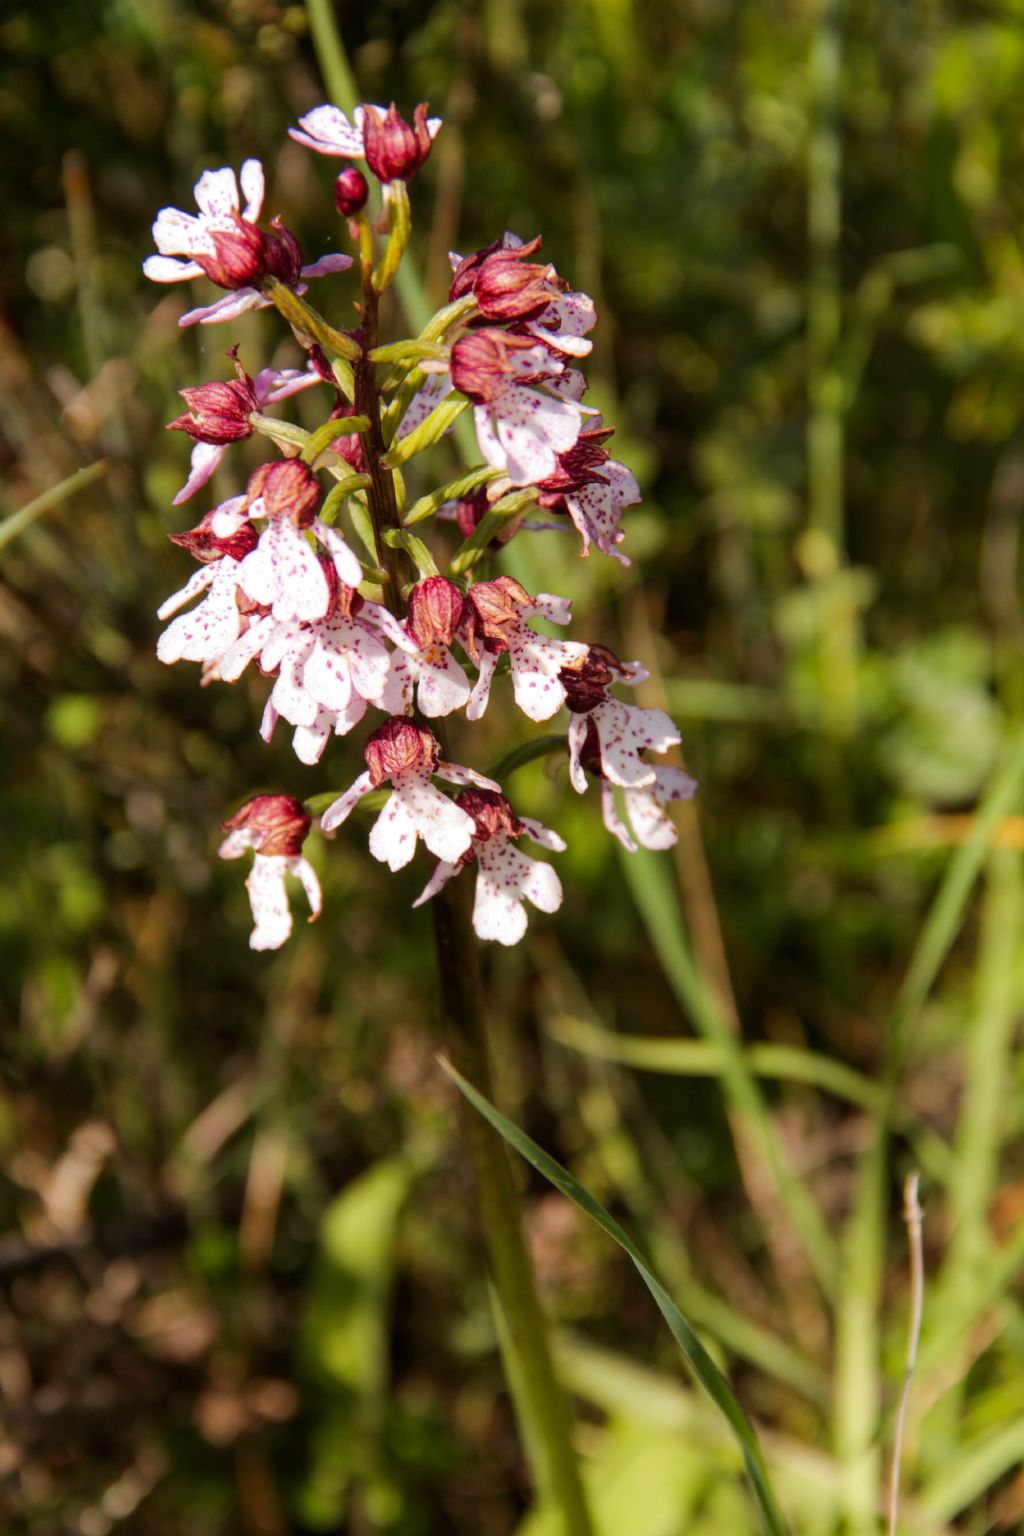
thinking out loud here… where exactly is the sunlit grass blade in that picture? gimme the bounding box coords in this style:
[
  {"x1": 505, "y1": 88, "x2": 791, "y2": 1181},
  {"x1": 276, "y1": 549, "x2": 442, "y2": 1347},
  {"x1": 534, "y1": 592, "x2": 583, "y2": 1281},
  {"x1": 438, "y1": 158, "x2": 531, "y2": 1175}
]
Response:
[
  {"x1": 0, "y1": 460, "x2": 108, "y2": 553},
  {"x1": 834, "y1": 728, "x2": 1024, "y2": 1536},
  {"x1": 439, "y1": 1058, "x2": 791, "y2": 1536},
  {"x1": 618, "y1": 846, "x2": 839, "y2": 1297}
]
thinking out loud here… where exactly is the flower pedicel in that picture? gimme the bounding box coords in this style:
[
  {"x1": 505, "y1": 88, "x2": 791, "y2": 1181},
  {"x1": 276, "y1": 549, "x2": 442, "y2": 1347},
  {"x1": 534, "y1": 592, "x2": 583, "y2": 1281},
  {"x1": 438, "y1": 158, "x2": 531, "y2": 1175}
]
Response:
[{"x1": 147, "y1": 101, "x2": 693, "y2": 949}]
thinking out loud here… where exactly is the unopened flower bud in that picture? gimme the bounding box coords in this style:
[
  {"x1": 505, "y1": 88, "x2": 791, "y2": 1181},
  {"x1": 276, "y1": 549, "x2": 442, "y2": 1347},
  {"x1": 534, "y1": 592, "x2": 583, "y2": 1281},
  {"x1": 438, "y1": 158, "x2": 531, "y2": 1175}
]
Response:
[
  {"x1": 364, "y1": 717, "x2": 440, "y2": 786},
  {"x1": 220, "y1": 794, "x2": 311, "y2": 857},
  {"x1": 363, "y1": 102, "x2": 437, "y2": 183},
  {"x1": 465, "y1": 575, "x2": 530, "y2": 636},
  {"x1": 457, "y1": 788, "x2": 524, "y2": 843},
  {"x1": 167, "y1": 348, "x2": 259, "y2": 444},
  {"x1": 450, "y1": 236, "x2": 562, "y2": 322},
  {"x1": 192, "y1": 215, "x2": 267, "y2": 290},
  {"x1": 169, "y1": 507, "x2": 259, "y2": 564},
  {"x1": 450, "y1": 329, "x2": 540, "y2": 403},
  {"x1": 407, "y1": 576, "x2": 464, "y2": 650},
  {"x1": 262, "y1": 217, "x2": 305, "y2": 287},
  {"x1": 334, "y1": 167, "x2": 369, "y2": 217},
  {"x1": 246, "y1": 459, "x2": 320, "y2": 527}
]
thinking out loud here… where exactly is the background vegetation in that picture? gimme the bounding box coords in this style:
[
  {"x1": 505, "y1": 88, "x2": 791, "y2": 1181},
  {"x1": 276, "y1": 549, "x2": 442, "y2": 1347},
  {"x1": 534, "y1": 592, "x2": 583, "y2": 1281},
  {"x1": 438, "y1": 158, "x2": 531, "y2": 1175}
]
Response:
[{"x1": 2, "y1": 0, "x2": 1023, "y2": 1531}]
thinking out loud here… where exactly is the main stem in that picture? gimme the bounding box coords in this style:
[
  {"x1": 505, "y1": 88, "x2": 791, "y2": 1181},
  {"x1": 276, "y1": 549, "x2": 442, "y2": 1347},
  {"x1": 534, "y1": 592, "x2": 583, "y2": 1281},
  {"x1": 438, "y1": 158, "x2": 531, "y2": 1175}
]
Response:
[
  {"x1": 353, "y1": 278, "x2": 413, "y2": 611},
  {"x1": 432, "y1": 876, "x2": 594, "y2": 1536},
  {"x1": 353, "y1": 261, "x2": 592, "y2": 1535}
]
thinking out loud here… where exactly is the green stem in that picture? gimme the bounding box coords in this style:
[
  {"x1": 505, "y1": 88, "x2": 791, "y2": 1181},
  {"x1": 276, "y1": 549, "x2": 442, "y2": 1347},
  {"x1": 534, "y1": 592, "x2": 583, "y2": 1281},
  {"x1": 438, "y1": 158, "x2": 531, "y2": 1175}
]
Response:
[{"x1": 432, "y1": 875, "x2": 594, "y2": 1536}]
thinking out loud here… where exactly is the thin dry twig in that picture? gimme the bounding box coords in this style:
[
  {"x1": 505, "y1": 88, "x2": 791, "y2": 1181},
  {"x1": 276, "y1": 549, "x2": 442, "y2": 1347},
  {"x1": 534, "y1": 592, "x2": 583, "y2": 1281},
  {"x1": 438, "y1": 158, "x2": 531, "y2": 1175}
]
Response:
[{"x1": 888, "y1": 1172, "x2": 924, "y2": 1536}]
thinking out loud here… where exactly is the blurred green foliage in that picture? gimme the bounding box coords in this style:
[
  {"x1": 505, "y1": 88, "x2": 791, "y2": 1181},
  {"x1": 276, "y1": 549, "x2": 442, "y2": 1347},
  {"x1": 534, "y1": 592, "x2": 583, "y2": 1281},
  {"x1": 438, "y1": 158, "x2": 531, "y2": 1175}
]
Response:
[{"x1": 2, "y1": 0, "x2": 1024, "y2": 1532}]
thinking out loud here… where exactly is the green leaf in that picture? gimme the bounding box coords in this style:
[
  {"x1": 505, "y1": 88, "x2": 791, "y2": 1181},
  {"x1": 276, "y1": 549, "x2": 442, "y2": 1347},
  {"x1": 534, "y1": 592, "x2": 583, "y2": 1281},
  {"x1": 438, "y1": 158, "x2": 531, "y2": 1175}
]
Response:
[
  {"x1": 438, "y1": 1059, "x2": 790, "y2": 1536},
  {"x1": 383, "y1": 527, "x2": 439, "y2": 577},
  {"x1": 449, "y1": 489, "x2": 538, "y2": 576},
  {"x1": 382, "y1": 394, "x2": 469, "y2": 468},
  {"x1": 0, "y1": 460, "x2": 108, "y2": 553},
  {"x1": 403, "y1": 466, "x2": 502, "y2": 526}
]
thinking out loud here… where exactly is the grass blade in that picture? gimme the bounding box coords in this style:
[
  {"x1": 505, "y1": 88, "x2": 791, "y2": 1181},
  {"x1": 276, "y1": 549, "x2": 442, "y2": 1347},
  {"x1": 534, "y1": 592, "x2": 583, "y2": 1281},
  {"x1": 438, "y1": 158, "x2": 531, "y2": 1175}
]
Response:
[
  {"x1": 439, "y1": 1057, "x2": 791, "y2": 1536},
  {"x1": 0, "y1": 460, "x2": 108, "y2": 553}
]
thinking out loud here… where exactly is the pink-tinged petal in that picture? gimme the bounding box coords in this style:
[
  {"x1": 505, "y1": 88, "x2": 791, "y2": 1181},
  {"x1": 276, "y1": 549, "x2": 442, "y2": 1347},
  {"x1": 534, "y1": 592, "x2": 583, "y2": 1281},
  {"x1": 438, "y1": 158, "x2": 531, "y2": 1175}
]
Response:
[
  {"x1": 239, "y1": 520, "x2": 331, "y2": 623},
  {"x1": 239, "y1": 158, "x2": 265, "y2": 221},
  {"x1": 592, "y1": 699, "x2": 681, "y2": 788},
  {"x1": 218, "y1": 615, "x2": 276, "y2": 682},
  {"x1": 244, "y1": 855, "x2": 294, "y2": 950},
  {"x1": 294, "y1": 699, "x2": 371, "y2": 765},
  {"x1": 623, "y1": 766, "x2": 697, "y2": 851},
  {"x1": 473, "y1": 839, "x2": 563, "y2": 945},
  {"x1": 435, "y1": 762, "x2": 501, "y2": 793},
  {"x1": 255, "y1": 366, "x2": 324, "y2": 405},
  {"x1": 291, "y1": 706, "x2": 333, "y2": 765},
  {"x1": 320, "y1": 769, "x2": 374, "y2": 834},
  {"x1": 173, "y1": 441, "x2": 225, "y2": 505},
  {"x1": 157, "y1": 562, "x2": 217, "y2": 622},
  {"x1": 599, "y1": 780, "x2": 637, "y2": 852},
  {"x1": 567, "y1": 713, "x2": 589, "y2": 794},
  {"x1": 143, "y1": 253, "x2": 204, "y2": 282},
  {"x1": 526, "y1": 291, "x2": 597, "y2": 357},
  {"x1": 415, "y1": 647, "x2": 471, "y2": 718},
  {"x1": 509, "y1": 662, "x2": 567, "y2": 722},
  {"x1": 157, "y1": 562, "x2": 243, "y2": 664},
  {"x1": 472, "y1": 405, "x2": 506, "y2": 471},
  {"x1": 179, "y1": 287, "x2": 266, "y2": 328},
  {"x1": 269, "y1": 654, "x2": 319, "y2": 728},
  {"x1": 412, "y1": 860, "x2": 459, "y2": 908},
  {"x1": 367, "y1": 788, "x2": 422, "y2": 871},
  {"x1": 151, "y1": 206, "x2": 203, "y2": 256},
  {"x1": 312, "y1": 520, "x2": 363, "y2": 589},
  {"x1": 466, "y1": 646, "x2": 499, "y2": 720},
  {"x1": 362, "y1": 601, "x2": 417, "y2": 652},
  {"x1": 300, "y1": 252, "x2": 354, "y2": 279},
  {"x1": 378, "y1": 652, "x2": 415, "y2": 714},
  {"x1": 290, "y1": 855, "x2": 322, "y2": 922},
  {"x1": 546, "y1": 367, "x2": 592, "y2": 404},
  {"x1": 260, "y1": 696, "x2": 279, "y2": 745},
  {"x1": 290, "y1": 714, "x2": 328, "y2": 764},
  {"x1": 519, "y1": 817, "x2": 566, "y2": 852},
  {"x1": 347, "y1": 627, "x2": 391, "y2": 700},
  {"x1": 397, "y1": 371, "x2": 452, "y2": 440},
  {"x1": 621, "y1": 786, "x2": 676, "y2": 850},
  {"x1": 289, "y1": 105, "x2": 366, "y2": 157},
  {"x1": 509, "y1": 631, "x2": 587, "y2": 723},
  {"x1": 505, "y1": 344, "x2": 564, "y2": 382},
  {"x1": 301, "y1": 626, "x2": 355, "y2": 712},
  {"x1": 493, "y1": 388, "x2": 583, "y2": 486},
  {"x1": 259, "y1": 620, "x2": 309, "y2": 676},
  {"x1": 209, "y1": 495, "x2": 248, "y2": 536},
  {"x1": 525, "y1": 592, "x2": 573, "y2": 626},
  {"x1": 397, "y1": 773, "x2": 475, "y2": 865},
  {"x1": 193, "y1": 166, "x2": 240, "y2": 219},
  {"x1": 219, "y1": 826, "x2": 258, "y2": 859}
]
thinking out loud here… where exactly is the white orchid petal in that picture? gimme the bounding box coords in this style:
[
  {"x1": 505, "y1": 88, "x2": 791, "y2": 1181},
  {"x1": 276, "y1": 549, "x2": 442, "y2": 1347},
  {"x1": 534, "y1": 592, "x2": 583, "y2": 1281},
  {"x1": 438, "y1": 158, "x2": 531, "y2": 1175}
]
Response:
[
  {"x1": 320, "y1": 770, "x2": 373, "y2": 833},
  {"x1": 173, "y1": 440, "x2": 225, "y2": 505},
  {"x1": 239, "y1": 158, "x2": 265, "y2": 221}
]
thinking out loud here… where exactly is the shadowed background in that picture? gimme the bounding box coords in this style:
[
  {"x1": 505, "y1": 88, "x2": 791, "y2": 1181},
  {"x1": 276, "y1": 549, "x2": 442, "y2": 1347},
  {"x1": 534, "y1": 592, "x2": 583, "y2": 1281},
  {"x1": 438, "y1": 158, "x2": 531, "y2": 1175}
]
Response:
[{"x1": 2, "y1": 1, "x2": 1024, "y2": 1532}]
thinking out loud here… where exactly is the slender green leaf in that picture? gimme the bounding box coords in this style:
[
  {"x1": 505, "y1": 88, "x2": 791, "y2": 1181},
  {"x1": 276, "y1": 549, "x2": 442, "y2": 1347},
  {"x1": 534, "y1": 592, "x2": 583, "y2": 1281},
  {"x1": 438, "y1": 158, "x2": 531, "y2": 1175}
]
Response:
[
  {"x1": 0, "y1": 460, "x2": 108, "y2": 552},
  {"x1": 439, "y1": 1059, "x2": 790, "y2": 1536}
]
